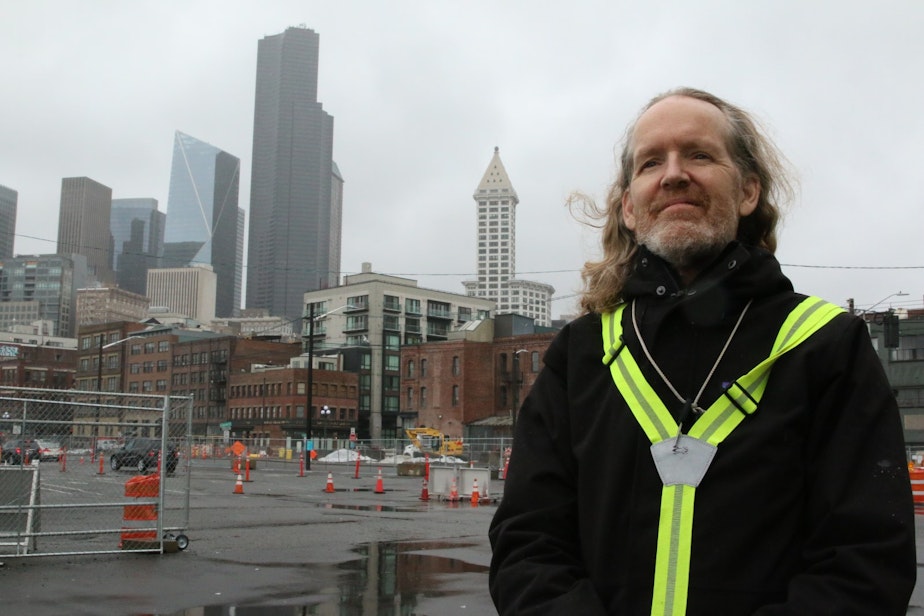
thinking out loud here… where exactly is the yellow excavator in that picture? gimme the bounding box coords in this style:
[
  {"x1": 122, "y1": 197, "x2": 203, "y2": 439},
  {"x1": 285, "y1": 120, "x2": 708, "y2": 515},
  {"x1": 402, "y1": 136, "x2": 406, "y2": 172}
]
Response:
[{"x1": 405, "y1": 427, "x2": 464, "y2": 457}]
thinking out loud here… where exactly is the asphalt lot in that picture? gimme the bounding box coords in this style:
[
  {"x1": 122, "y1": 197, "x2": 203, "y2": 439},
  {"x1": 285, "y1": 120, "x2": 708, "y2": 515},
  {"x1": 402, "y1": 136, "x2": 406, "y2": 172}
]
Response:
[
  {"x1": 2, "y1": 457, "x2": 924, "y2": 615},
  {"x1": 0, "y1": 458, "x2": 498, "y2": 615}
]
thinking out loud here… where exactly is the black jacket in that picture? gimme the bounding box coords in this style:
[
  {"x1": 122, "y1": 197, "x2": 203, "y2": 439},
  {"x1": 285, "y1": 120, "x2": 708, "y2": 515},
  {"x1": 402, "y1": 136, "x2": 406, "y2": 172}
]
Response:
[{"x1": 489, "y1": 243, "x2": 916, "y2": 615}]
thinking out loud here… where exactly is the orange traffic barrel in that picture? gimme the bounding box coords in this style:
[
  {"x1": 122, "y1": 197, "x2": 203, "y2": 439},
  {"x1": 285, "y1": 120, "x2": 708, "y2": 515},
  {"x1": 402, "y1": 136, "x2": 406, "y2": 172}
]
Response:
[
  {"x1": 911, "y1": 468, "x2": 924, "y2": 509},
  {"x1": 120, "y1": 474, "x2": 160, "y2": 549}
]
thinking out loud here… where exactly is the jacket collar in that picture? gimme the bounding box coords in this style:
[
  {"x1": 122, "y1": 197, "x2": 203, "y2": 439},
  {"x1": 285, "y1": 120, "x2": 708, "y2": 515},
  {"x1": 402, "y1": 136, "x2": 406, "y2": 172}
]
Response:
[{"x1": 622, "y1": 242, "x2": 793, "y2": 326}]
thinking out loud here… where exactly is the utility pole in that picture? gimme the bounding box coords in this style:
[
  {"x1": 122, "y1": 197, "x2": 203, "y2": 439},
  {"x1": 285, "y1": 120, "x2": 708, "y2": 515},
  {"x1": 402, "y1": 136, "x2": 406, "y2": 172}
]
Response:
[
  {"x1": 305, "y1": 304, "x2": 315, "y2": 471},
  {"x1": 511, "y1": 350, "x2": 527, "y2": 437}
]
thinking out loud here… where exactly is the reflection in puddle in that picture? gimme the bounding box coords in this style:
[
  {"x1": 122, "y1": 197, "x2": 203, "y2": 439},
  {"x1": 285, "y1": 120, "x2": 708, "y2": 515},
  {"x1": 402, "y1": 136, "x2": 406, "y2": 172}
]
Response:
[
  {"x1": 319, "y1": 501, "x2": 496, "y2": 514},
  {"x1": 159, "y1": 540, "x2": 491, "y2": 615}
]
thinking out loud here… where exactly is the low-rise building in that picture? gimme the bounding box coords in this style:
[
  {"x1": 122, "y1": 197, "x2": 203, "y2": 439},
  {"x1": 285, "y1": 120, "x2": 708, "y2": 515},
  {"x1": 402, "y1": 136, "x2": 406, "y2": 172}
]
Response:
[
  {"x1": 303, "y1": 262, "x2": 495, "y2": 440},
  {"x1": 228, "y1": 361, "x2": 358, "y2": 447},
  {"x1": 400, "y1": 314, "x2": 556, "y2": 439},
  {"x1": 76, "y1": 287, "x2": 149, "y2": 327}
]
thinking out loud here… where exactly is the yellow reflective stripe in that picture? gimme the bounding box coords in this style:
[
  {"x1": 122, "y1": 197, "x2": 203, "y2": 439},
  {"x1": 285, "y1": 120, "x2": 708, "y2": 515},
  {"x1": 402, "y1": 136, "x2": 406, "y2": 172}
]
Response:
[
  {"x1": 690, "y1": 297, "x2": 843, "y2": 444},
  {"x1": 602, "y1": 308, "x2": 675, "y2": 443},
  {"x1": 772, "y1": 296, "x2": 843, "y2": 355},
  {"x1": 692, "y1": 369, "x2": 773, "y2": 444},
  {"x1": 601, "y1": 309, "x2": 623, "y2": 365},
  {"x1": 600, "y1": 296, "x2": 844, "y2": 616},
  {"x1": 652, "y1": 484, "x2": 695, "y2": 616}
]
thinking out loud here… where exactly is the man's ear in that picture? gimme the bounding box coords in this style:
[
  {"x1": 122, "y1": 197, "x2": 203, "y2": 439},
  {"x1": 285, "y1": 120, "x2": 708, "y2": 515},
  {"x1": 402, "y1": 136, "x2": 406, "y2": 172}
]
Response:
[
  {"x1": 622, "y1": 191, "x2": 637, "y2": 230},
  {"x1": 738, "y1": 174, "x2": 760, "y2": 217}
]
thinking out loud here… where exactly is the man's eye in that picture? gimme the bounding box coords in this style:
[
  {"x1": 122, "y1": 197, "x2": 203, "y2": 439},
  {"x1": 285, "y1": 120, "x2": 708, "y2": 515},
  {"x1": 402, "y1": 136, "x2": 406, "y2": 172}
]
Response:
[{"x1": 638, "y1": 159, "x2": 658, "y2": 171}]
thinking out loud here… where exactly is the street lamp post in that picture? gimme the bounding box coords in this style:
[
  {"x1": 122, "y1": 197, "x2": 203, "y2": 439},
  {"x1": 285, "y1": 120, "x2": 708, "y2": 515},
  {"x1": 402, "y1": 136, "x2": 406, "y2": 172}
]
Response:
[
  {"x1": 321, "y1": 405, "x2": 331, "y2": 442},
  {"x1": 305, "y1": 305, "x2": 316, "y2": 471},
  {"x1": 850, "y1": 291, "x2": 908, "y2": 316}
]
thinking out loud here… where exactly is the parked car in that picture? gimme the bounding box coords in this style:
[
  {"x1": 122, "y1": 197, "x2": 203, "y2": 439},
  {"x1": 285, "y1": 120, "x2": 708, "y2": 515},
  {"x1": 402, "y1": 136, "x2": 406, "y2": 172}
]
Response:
[
  {"x1": 95, "y1": 438, "x2": 122, "y2": 453},
  {"x1": 36, "y1": 439, "x2": 64, "y2": 461},
  {"x1": 1, "y1": 438, "x2": 41, "y2": 465},
  {"x1": 109, "y1": 438, "x2": 178, "y2": 474}
]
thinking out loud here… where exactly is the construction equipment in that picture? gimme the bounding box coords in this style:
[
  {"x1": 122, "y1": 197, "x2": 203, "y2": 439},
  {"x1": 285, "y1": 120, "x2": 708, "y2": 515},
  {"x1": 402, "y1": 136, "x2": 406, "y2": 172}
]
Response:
[{"x1": 405, "y1": 428, "x2": 464, "y2": 457}]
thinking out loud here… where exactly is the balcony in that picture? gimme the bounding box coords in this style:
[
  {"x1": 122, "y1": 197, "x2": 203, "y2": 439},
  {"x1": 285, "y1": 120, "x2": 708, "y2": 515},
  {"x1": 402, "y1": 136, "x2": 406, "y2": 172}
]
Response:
[
  {"x1": 344, "y1": 299, "x2": 368, "y2": 313},
  {"x1": 427, "y1": 324, "x2": 449, "y2": 339},
  {"x1": 383, "y1": 299, "x2": 401, "y2": 312},
  {"x1": 427, "y1": 308, "x2": 452, "y2": 320},
  {"x1": 343, "y1": 318, "x2": 369, "y2": 333}
]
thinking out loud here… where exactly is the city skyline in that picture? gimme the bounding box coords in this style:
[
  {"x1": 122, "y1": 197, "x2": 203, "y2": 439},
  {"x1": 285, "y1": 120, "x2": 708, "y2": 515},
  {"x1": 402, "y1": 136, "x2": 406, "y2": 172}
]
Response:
[{"x1": 4, "y1": 5, "x2": 924, "y2": 320}]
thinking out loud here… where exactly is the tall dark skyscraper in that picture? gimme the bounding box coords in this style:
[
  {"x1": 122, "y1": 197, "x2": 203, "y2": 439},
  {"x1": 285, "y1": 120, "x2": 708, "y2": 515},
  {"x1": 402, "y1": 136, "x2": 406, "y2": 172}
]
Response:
[
  {"x1": 110, "y1": 198, "x2": 164, "y2": 296},
  {"x1": 164, "y1": 131, "x2": 243, "y2": 318},
  {"x1": 0, "y1": 185, "x2": 18, "y2": 259},
  {"x1": 247, "y1": 25, "x2": 342, "y2": 321},
  {"x1": 57, "y1": 177, "x2": 114, "y2": 284}
]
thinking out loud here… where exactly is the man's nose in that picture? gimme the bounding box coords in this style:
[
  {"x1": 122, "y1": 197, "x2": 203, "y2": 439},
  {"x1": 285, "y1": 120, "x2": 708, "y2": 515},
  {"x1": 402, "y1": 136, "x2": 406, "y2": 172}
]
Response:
[{"x1": 660, "y1": 154, "x2": 689, "y2": 189}]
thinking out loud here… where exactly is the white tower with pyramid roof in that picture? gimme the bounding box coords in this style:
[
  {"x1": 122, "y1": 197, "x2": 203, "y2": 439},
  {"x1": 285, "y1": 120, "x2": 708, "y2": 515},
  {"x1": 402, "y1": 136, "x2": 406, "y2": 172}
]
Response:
[{"x1": 464, "y1": 147, "x2": 554, "y2": 326}]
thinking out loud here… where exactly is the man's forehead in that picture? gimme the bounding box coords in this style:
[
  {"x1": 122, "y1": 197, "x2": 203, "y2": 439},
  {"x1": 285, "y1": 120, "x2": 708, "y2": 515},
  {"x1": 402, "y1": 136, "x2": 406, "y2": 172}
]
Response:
[{"x1": 631, "y1": 95, "x2": 730, "y2": 150}]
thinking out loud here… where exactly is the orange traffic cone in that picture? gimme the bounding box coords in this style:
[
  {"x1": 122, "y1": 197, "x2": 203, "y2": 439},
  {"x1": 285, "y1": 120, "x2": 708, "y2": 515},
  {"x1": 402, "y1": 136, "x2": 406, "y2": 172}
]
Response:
[
  {"x1": 448, "y1": 477, "x2": 460, "y2": 502},
  {"x1": 471, "y1": 477, "x2": 481, "y2": 505},
  {"x1": 233, "y1": 472, "x2": 244, "y2": 495},
  {"x1": 374, "y1": 467, "x2": 385, "y2": 494},
  {"x1": 419, "y1": 478, "x2": 429, "y2": 501},
  {"x1": 325, "y1": 472, "x2": 336, "y2": 493}
]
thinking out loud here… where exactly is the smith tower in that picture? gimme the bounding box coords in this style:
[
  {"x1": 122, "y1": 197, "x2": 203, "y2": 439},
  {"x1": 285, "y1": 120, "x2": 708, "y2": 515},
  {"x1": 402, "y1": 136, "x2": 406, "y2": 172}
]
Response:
[
  {"x1": 247, "y1": 25, "x2": 342, "y2": 321},
  {"x1": 464, "y1": 147, "x2": 554, "y2": 326}
]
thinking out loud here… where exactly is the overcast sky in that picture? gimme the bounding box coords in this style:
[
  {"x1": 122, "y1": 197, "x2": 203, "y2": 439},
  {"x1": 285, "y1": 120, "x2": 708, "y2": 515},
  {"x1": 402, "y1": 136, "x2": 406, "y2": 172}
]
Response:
[{"x1": 2, "y1": 1, "x2": 922, "y2": 319}]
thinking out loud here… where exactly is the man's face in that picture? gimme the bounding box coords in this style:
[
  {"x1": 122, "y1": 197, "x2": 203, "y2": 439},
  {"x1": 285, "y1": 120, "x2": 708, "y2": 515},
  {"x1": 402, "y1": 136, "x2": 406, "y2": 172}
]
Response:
[{"x1": 621, "y1": 95, "x2": 760, "y2": 277}]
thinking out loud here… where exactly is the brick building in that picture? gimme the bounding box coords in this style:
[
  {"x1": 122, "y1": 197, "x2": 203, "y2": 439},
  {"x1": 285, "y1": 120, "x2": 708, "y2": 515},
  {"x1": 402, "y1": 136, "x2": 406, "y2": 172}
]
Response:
[
  {"x1": 0, "y1": 342, "x2": 76, "y2": 389},
  {"x1": 401, "y1": 317, "x2": 555, "y2": 439},
  {"x1": 228, "y1": 364, "x2": 358, "y2": 444},
  {"x1": 75, "y1": 322, "x2": 301, "y2": 438}
]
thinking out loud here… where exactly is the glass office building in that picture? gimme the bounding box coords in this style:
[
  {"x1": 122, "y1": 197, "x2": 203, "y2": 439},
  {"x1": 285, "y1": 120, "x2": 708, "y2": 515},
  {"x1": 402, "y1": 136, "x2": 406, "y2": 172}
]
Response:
[
  {"x1": 110, "y1": 198, "x2": 164, "y2": 296},
  {"x1": 163, "y1": 131, "x2": 243, "y2": 318},
  {"x1": 247, "y1": 25, "x2": 342, "y2": 321}
]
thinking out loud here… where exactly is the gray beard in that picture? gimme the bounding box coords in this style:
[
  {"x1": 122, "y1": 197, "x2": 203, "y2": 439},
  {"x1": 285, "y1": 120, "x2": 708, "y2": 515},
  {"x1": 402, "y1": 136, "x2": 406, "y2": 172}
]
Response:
[
  {"x1": 645, "y1": 236, "x2": 727, "y2": 273},
  {"x1": 638, "y1": 220, "x2": 734, "y2": 278}
]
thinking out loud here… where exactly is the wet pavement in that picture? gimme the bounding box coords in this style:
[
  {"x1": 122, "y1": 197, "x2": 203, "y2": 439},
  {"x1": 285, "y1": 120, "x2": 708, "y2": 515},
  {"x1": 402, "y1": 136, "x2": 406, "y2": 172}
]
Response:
[
  {"x1": 3, "y1": 457, "x2": 924, "y2": 614},
  {"x1": 0, "y1": 459, "x2": 498, "y2": 615}
]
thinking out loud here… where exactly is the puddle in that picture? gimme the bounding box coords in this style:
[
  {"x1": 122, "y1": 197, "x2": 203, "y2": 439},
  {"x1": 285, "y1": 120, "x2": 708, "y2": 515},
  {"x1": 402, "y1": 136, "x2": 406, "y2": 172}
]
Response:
[
  {"x1": 318, "y1": 501, "x2": 497, "y2": 513},
  {"x1": 157, "y1": 540, "x2": 491, "y2": 615}
]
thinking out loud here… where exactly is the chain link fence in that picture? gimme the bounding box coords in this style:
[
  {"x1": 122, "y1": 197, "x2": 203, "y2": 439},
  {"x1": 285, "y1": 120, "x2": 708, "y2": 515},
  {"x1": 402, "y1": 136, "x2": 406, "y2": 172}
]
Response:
[
  {"x1": 187, "y1": 434, "x2": 514, "y2": 474},
  {"x1": 0, "y1": 387, "x2": 192, "y2": 558}
]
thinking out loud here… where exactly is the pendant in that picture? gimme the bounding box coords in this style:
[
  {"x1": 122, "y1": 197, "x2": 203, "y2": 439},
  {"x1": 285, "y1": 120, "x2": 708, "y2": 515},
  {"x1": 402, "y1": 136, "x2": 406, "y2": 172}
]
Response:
[{"x1": 650, "y1": 435, "x2": 717, "y2": 487}]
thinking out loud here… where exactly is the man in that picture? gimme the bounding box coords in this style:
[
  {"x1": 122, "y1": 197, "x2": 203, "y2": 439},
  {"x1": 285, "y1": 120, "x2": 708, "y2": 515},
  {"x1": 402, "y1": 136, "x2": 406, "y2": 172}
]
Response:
[{"x1": 489, "y1": 88, "x2": 916, "y2": 615}]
